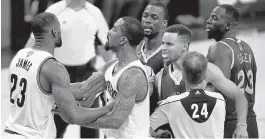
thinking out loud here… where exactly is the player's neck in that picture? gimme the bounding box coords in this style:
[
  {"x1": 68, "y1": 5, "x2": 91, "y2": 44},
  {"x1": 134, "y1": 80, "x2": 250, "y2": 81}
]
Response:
[
  {"x1": 186, "y1": 81, "x2": 207, "y2": 91},
  {"x1": 67, "y1": 0, "x2": 86, "y2": 10},
  {"x1": 219, "y1": 31, "x2": 237, "y2": 41},
  {"x1": 116, "y1": 45, "x2": 138, "y2": 66},
  {"x1": 145, "y1": 33, "x2": 162, "y2": 51},
  {"x1": 34, "y1": 38, "x2": 55, "y2": 55},
  {"x1": 173, "y1": 60, "x2": 182, "y2": 71}
]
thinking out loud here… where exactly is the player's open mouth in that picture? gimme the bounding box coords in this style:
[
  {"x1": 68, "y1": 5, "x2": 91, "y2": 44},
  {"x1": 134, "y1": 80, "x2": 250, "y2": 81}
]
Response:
[{"x1": 162, "y1": 53, "x2": 170, "y2": 61}]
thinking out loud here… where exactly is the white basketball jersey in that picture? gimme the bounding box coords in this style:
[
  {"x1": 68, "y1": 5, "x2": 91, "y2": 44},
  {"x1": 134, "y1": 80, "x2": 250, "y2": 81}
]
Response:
[
  {"x1": 101, "y1": 60, "x2": 150, "y2": 138},
  {"x1": 150, "y1": 89, "x2": 226, "y2": 138},
  {"x1": 6, "y1": 48, "x2": 56, "y2": 138}
]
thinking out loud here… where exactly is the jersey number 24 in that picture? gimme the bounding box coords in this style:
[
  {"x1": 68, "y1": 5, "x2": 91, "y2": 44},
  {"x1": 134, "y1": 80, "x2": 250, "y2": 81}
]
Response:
[{"x1": 10, "y1": 74, "x2": 27, "y2": 107}]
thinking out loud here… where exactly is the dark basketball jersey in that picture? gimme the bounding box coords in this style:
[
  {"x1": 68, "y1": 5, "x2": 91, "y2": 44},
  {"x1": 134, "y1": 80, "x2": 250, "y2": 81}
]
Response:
[
  {"x1": 158, "y1": 64, "x2": 186, "y2": 101},
  {"x1": 137, "y1": 41, "x2": 164, "y2": 115},
  {"x1": 137, "y1": 41, "x2": 164, "y2": 74},
  {"x1": 219, "y1": 38, "x2": 257, "y2": 120}
]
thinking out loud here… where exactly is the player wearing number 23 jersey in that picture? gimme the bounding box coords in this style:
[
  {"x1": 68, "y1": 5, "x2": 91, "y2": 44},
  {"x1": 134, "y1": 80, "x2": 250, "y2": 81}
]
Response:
[
  {"x1": 5, "y1": 48, "x2": 56, "y2": 138},
  {"x1": 206, "y1": 4, "x2": 258, "y2": 138}
]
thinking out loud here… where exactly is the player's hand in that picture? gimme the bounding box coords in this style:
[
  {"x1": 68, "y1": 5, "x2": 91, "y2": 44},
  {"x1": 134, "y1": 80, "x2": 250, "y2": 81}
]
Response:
[
  {"x1": 232, "y1": 124, "x2": 248, "y2": 138},
  {"x1": 155, "y1": 130, "x2": 172, "y2": 138},
  {"x1": 104, "y1": 102, "x2": 115, "y2": 112}
]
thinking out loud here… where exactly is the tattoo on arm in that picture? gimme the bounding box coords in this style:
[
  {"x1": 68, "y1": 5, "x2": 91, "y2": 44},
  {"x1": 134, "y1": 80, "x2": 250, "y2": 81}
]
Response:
[{"x1": 81, "y1": 68, "x2": 148, "y2": 129}]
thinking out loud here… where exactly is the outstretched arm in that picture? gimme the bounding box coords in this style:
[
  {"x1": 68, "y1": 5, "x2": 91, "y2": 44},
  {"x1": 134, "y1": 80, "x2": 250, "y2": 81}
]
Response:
[
  {"x1": 70, "y1": 59, "x2": 118, "y2": 99},
  {"x1": 81, "y1": 68, "x2": 148, "y2": 129},
  {"x1": 42, "y1": 59, "x2": 113, "y2": 125},
  {"x1": 206, "y1": 63, "x2": 247, "y2": 125}
]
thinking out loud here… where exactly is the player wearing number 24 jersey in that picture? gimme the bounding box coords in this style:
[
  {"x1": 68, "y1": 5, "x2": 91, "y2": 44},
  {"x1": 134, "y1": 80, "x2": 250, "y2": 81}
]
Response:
[
  {"x1": 206, "y1": 4, "x2": 258, "y2": 138},
  {"x1": 150, "y1": 52, "x2": 226, "y2": 138}
]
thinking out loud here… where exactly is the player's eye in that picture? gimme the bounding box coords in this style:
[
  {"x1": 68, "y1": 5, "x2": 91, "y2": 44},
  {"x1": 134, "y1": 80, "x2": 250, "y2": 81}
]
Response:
[
  {"x1": 142, "y1": 14, "x2": 148, "y2": 18},
  {"x1": 152, "y1": 15, "x2": 158, "y2": 20},
  {"x1": 212, "y1": 15, "x2": 218, "y2": 20}
]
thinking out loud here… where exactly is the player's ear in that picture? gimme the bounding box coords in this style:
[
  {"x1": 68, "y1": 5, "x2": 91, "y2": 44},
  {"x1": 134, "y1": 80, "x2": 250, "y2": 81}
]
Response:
[
  {"x1": 163, "y1": 20, "x2": 168, "y2": 28},
  {"x1": 120, "y1": 36, "x2": 127, "y2": 45},
  {"x1": 52, "y1": 27, "x2": 58, "y2": 37}
]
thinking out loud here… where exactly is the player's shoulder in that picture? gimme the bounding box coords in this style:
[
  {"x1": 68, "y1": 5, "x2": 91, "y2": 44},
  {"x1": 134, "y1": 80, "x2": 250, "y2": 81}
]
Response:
[
  {"x1": 45, "y1": 1, "x2": 66, "y2": 13},
  {"x1": 204, "y1": 90, "x2": 225, "y2": 101},
  {"x1": 41, "y1": 59, "x2": 68, "y2": 80},
  {"x1": 159, "y1": 92, "x2": 190, "y2": 106},
  {"x1": 210, "y1": 41, "x2": 233, "y2": 53}
]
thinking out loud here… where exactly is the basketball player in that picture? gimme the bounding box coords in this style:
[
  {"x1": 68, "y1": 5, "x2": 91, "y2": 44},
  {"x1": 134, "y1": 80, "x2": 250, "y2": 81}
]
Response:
[
  {"x1": 139, "y1": 1, "x2": 169, "y2": 115},
  {"x1": 150, "y1": 51, "x2": 226, "y2": 138},
  {"x1": 152, "y1": 24, "x2": 248, "y2": 138},
  {"x1": 4, "y1": 12, "x2": 113, "y2": 138},
  {"x1": 139, "y1": 1, "x2": 168, "y2": 74},
  {"x1": 23, "y1": 1, "x2": 112, "y2": 137},
  {"x1": 67, "y1": 17, "x2": 150, "y2": 138},
  {"x1": 206, "y1": 4, "x2": 258, "y2": 138}
]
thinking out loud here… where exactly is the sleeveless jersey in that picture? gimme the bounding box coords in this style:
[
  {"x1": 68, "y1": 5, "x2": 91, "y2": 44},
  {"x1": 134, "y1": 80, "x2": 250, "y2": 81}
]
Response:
[
  {"x1": 137, "y1": 40, "x2": 164, "y2": 74},
  {"x1": 150, "y1": 89, "x2": 226, "y2": 138},
  {"x1": 102, "y1": 60, "x2": 150, "y2": 138},
  {"x1": 6, "y1": 48, "x2": 56, "y2": 138},
  {"x1": 137, "y1": 41, "x2": 164, "y2": 115},
  {"x1": 157, "y1": 64, "x2": 186, "y2": 101},
  {"x1": 219, "y1": 38, "x2": 257, "y2": 120}
]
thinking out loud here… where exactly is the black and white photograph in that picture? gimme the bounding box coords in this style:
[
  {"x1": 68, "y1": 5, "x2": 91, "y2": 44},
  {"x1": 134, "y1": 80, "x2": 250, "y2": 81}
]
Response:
[{"x1": 1, "y1": 0, "x2": 265, "y2": 138}]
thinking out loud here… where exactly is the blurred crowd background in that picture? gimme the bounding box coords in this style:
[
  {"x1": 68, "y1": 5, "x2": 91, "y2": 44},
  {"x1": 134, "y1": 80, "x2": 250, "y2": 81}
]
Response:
[{"x1": 1, "y1": 0, "x2": 265, "y2": 57}]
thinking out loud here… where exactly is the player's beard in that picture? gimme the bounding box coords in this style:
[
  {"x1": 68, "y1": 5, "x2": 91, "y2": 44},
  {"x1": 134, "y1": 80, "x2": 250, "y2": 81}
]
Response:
[
  {"x1": 144, "y1": 30, "x2": 159, "y2": 40},
  {"x1": 208, "y1": 28, "x2": 224, "y2": 41},
  {"x1": 104, "y1": 41, "x2": 110, "y2": 51},
  {"x1": 55, "y1": 38, "x2": 62, "y2": 48}
]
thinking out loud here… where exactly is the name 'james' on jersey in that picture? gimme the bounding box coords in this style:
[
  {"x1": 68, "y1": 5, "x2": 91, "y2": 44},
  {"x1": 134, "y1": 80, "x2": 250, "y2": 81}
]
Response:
[{"x1": 6, "y1": 48, "x2": 56, "y2": 138}]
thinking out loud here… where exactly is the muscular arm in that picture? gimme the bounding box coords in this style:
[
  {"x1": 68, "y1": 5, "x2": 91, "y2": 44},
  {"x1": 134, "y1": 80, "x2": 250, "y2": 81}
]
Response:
[
  {"x1": 207, "y1": 42, "x2": 233, "y2": 79},
  {"x1": 206, "y1": 63, "x2": 247, "y2": 124},
  {"x1": 81, "y1": 68, "x2": 148, "y2": 129},
  {"x1": 42, "y1": 59, "x2": 112, "y2": 125},
  {"x1": 70, "y1": 59, "x2": 118, "y2": 99}
]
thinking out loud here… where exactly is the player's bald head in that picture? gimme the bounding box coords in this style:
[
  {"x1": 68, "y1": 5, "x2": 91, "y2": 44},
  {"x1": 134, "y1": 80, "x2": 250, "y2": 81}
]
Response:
[
  {"x1": 31, "y1": 12, "x2": 59, "y2": 34},
  {"x1": 182, "y1": 51, "x2": 208, "y2": 85}
]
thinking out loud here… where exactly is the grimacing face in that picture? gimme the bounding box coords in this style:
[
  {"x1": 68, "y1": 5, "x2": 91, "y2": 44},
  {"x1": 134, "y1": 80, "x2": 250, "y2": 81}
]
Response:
[
  {"x1": 105, "y1": 19, "x2": 125, "y2": 51},
  {"x1": 206, "y1": 6, "x2": 228, "y2": 40},
  {"x1": 141, "y1": 5, "x2": 165, "y2": 39},
  {"x1": 161, "y1": 32, "x2": 187, "y2": 64}
]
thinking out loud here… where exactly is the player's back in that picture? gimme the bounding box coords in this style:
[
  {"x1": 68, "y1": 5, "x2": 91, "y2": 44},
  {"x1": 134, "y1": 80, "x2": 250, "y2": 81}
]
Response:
[
  {"x1": 220, "y1": 38, "x2": 257, "y2": 119},
  {"x1": 5, "y1": 48, "x2": 55, "y2": 138},
  {"x1": 160, "y1": 89, "x2": 225, "y2": 138}
]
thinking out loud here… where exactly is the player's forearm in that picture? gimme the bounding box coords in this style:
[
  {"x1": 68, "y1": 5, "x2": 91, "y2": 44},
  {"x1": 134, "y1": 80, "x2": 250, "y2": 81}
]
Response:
[
  {"x1": 70, "y1": 71, "x2": 106, "y2": 99},
  {"x1": 235, "y1": 92, "x2": 248, "y2": 124},
  {"x1": 67, "y1": 106, "x2": 111, "y2": 125},
  {"x1": 81, "y1": 113, "x2": 123, "y2": 129}
]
